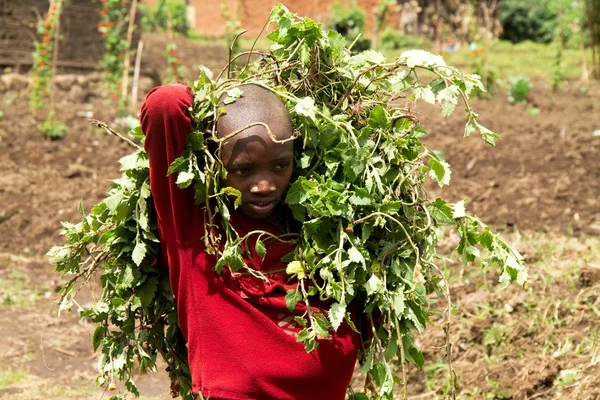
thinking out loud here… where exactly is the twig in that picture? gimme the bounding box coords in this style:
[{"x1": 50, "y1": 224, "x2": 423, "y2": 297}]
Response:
[
  {"x1": 239, "y1": 11, "x2": 272, "y2": 78},
  {"x1": 423, "y1": 259, "x2": 456, "y2": 399},
  {"x1": 131, "y1": 39, "x2": 144, "y2": 111},
  {"x1": 228, "y1": 30, "x2": 248, "y2": 79},
  {"x1": 213, "y1": 121, "x2": 298, "y2": 145},
  {"x1": 89, "y1": 119, "x2": 143, "y2": 150},
  {"x1": 52, "y1": 346, "x2": 76, "y2": 357}
]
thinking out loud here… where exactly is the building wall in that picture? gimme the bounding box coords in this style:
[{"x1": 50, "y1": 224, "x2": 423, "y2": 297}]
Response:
[
  {"x1": 194, "y1": 0, "x2": 381, "y2": 38},
  {"x1": 141, "y1": 0, "x2": 386, "y2": 38}
]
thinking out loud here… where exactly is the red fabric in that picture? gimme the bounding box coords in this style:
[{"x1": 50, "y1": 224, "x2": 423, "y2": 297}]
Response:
[{"x1": 140, "y1": 84, "x2": 360, "y2": 400}]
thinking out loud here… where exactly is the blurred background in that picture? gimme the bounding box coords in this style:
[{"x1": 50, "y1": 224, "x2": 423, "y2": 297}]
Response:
[{"x1": 0, "y1": 1, "x2": 599, "y2": 399}]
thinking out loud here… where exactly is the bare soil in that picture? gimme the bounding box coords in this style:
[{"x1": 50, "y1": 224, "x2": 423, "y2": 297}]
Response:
[{"x1": 0, "y1": 35, "x2": 599, "y2": 399}]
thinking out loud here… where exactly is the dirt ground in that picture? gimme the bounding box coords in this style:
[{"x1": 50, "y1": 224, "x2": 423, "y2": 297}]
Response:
[{"x1": 0, "y1": 34, "x2": 599, "y2": 399}]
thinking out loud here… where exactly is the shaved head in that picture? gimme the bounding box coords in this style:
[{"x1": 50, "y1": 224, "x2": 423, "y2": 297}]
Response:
[
  {"x1": 215, "y1": 84, "x2": 295, "y2": 219},
  {"x1": 217, "y1": 84, "x2": 292, "y2": 141}
]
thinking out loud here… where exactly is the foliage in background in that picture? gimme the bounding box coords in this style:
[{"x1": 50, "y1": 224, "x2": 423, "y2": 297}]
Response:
[
  {"x1": 139, "y1": 0, "x2": 189, "y2": 37},
  {"x1": 50, "y1": 5, "x2": 526, "y2": 399},
  {"x1": 221, "y1": 2, "x2": 243, "y2": 56},
  {"x1": 38, "y1": 111, "x2": 67, "y2": 140},
  {"x1": 164, "y1": 42, "x2": 185, "y2": 84},
  {"x1": 507, "y1": 75, "x2": 532, "y2": 104},
  {"x1": 327, "y1": 0, "x2": 371, "y2": 52},
  {"x1": 499, "y1": 0, "x2": 557, "y2": 44},
  {"x1": 379, "y1": 28, "x2": 431, "y2": 52},
  {"x1": 470, "y1": 42, "x2": 498, "y2": 97},
  {"x1": 98, "y1": 0, "x2": 130, "y2": 100},
  {"x1": 586, "y1": 0, "x2": 600, "y2": 78},
  {"x1": 29, "y1": 0, "x2": 64, "y2": 110},
  {"x1": 372, "y1": 0, "x2": 397, "y2": 49}
]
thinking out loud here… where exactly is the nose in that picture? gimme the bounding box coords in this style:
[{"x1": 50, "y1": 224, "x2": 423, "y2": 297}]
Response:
[{"x1": 251, "y1": 177, "x2": 276, "y2": 194}]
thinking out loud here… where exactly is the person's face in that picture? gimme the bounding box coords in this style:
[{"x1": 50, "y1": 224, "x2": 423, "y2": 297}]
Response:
[{"x1": 221, "y1": 127, "x2": 294, "y2": 219}]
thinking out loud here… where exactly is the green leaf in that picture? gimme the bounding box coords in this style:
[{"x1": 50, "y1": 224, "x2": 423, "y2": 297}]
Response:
[
  {"x1": 380, "y1": 201, "x2": 401, "y2": 214},
  {"x1": 226, "y1": 87, "x2": 243, "y2": 99},
  {"x1": 294, "y1": 97, "x2": 317, "y2": 121},
  {"x1": 348, "y1": 247, "x2": 365, "y2": 266},
  {"x1": 372, "y1": 362, "x2": 386, "y2": 386},
  {"x1": 313, "y1": 315, "x2": 331, "y2": 338},
  {"x1": 175, "y1": 171, "x2": 195, "y2": 189},
  {"x1": 453, "y1": 200, "x2": 466, "y2": 219},
  {"x1": 365, "y1": 275, "x2": 384, "y2": 296},
  {"x1": 328, "y1": 302, "x2": 346, "y2": 330},
  {"x1": 220, "y1": 187, "x2": 242, "y2": 208},
  {"x1": 138, "y1": 278, "x2": 159, "y2": 308},
  {"x1": 286, "y1": 261, "x2": 306, "y2": 279},
  {"x1": 132, "y1": 241, "x2": 147, "y2": 266},
  {"x1": 368, "y1": 105, "x2": 389, "y2": 129},
  {"x1": 428, "y1": 156, "x2": 451, "y2": 187},
  {"x1": 392, "y1": 291, "x2": 405, "y2": 314},
  {"x1": 255, "y1": 239, "x2": 266, "y2": 258},
  {"x1": 437, "y1": 85, "x2": 459, "y2": 118},
  {"x1": 285, "y1": 177, "x2": 318, "y2": 204},
  {"x1": 285, "y1": 289, "x2": 302, "y2": 311},
  {"x1": 120, "y1": 151, "x2": 149, "y2": 171},
  {"x1": 92, "y1": 325, "x2": 104, "y2": 352},
  {"x1": 349, "y1": 188, "x2": 373, "y2": 206},
  {"x1": 399, "y1": 49, "x2": 447, "y2": 68},
  {"x1": 428, "y1": 198, "x2": 454, "y2": 223},
  {"x1": 478, "y1": 123, "x2": 500, "y2": 146}
]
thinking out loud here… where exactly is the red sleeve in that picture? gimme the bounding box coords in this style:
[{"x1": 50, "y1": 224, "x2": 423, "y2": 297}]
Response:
[{"x1": 140, "y1": 83, "x2": 203, "y2": 244}]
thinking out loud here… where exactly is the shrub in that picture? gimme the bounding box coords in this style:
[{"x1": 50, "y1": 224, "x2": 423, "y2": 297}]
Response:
[
  {"x1": 499, "y1": 0, "x2": 556, "y2": 44},
  {"x1": 327, "y1": 1, "x2": 371, "y2": 52},
  {"x1": 140, "y1": 0, "x2": 189, "y2": 37},
  {"x1": 379, "y1": 27, "x2": 431, "y2": 51},
  {"x1": 38, "y1": 112, "x2": 67, "y2": 140},
  {"x1": 507, "y1": 75, "x2": 532, "y2": 104}
]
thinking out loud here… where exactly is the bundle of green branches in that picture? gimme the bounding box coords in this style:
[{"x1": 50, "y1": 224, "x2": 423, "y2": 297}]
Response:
[{"x1": 49, "y1": 5, "x2": 526, "y2": 400}]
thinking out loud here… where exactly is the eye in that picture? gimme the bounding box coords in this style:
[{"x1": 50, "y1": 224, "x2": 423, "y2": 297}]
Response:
[
  {"x1": 232, "y1": 167, "x2": 251, "y2": 176},
  {"x1": 273, "y1": 162, "x2": 290, "y2": 171}
]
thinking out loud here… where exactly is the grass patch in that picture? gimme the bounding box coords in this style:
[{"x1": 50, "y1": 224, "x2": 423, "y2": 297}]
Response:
[
  {"x1": 0, "y1": 368, "x2": 27, "y2": 387},
  {"x1": 404, "y1": 232, "x2": 600, "y2": 398},
  {"x1": 0, "y1": 268, "x2": 43, "y2": 308}
]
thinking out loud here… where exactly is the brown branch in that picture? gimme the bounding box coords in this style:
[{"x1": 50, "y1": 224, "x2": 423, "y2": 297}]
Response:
[{"x1": 89, "y1": 119, "x2": 143, "y2": 150}]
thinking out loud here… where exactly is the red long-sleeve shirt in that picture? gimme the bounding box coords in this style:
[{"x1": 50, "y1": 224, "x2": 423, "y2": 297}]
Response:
[{"x1": 140, "y1": 84, "x2": 359, "y2": 400}]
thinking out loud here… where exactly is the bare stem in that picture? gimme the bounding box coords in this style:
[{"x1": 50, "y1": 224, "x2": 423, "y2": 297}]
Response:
[{"x1": 89, "y1": 119, "x2": 143, "y2": 150}]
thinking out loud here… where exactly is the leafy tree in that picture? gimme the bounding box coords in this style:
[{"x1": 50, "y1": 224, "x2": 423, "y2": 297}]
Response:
[{"x1": 499, "y1": 0, "x2": 557, "y2": 43}]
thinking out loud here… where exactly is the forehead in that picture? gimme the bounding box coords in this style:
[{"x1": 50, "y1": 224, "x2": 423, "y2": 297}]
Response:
[{"x1": 222, "y1": 128, "x2": 294, "y2": 166}]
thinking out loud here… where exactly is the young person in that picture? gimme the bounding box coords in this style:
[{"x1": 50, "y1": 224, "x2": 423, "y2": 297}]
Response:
[{"x1": 141, "y1": 83, "x2": 360, "y2": 399}]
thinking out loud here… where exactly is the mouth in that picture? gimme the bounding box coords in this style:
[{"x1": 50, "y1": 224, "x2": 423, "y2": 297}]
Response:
[{"x1": 246, "y1": 200, "x2": 277, "y2": 216}]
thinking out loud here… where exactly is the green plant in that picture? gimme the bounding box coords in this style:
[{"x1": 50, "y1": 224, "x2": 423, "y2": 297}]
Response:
[
  {"x1": 221, "y1": 2, "x2": 243, "y2": 56},
  {"x1": 38, "y1": 111, "x2": 67, "y2": 140},
  {"x1": 499, "y1": 0, "x2": 557, "y2": 44},
  {"x1": 164, "y1": 42, "x2": 185, "y2": 84},
  {"x1": 585, "y1": 0, "x2": 600, "y2": 78},
  {"x1": 51, "y1": 5, "x2": 526, "y2": 399},
  {"x1": 507, "y1": 75, "x2": 532, "y2": 103},
  {"x1": 379, "y1": 28, "x2": 429, "y2": 51},
  {"x1": 98, "y1": 0, "x2": 130, "y2": 99},
  {"x1": 327, "y1": 1, "x2": 371, "y2": 52},
  {"x1": 140, "y1": 0, "x2": 189, "y2": 36},
  {"x1": 470, "y1": 43, "x2": 498, "y2": 97},
  {"x1": 29, "y1": 0, "x2": 65, "y2": 110}
]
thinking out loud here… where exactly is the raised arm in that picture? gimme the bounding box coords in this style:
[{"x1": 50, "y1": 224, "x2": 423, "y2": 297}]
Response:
[{"x1": 140, "y1": 83, "x2": 203, "y2": 244}]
